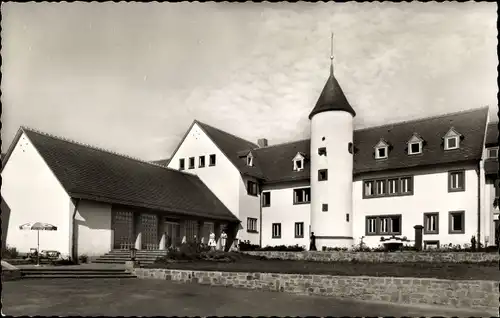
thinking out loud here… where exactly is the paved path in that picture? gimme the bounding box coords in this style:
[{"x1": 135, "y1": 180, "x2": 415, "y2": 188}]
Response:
[{"x1": 2, "y1": 278, "x2": 496, "y2": 316}]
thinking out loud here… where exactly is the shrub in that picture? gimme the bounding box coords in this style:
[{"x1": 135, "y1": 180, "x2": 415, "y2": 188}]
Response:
[
  {"x1": 258, "y1": 244, "x2": 305, "y2": 252},
  {"x1": 78, "y1": 254, "x2": 89, "y2": 264},
  {"x1": 53, "y1": 257, "x2": 76, "y2": 266},
  {"x1": 239, "y1": 240, "x2": 260, "y2": 251},
  {"x1": 1, "y1": 246, "x2": 19, "y2": 259}
]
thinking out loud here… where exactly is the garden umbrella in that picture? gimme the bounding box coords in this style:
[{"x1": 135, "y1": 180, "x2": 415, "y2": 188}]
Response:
[{"x1": 19, "y1": 222, "x2": 58, "y2": 266}]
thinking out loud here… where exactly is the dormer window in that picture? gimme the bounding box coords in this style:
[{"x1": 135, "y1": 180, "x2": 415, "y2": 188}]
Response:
[
  {"x1": 407, "y1": 134, "x2": 423, "y2": 155},
  {"x1": 443, "y1": 127, "x2": 461, "y2": 150},
  {"x1": 374, "y1": 139, "x2": 389, "y2": 160},
  {"x1": 292, "y1": 152, "x2": 306, "y2": 172},
  {"x1": 246, "y1": 152, "x2": 254, "y2": 167}
]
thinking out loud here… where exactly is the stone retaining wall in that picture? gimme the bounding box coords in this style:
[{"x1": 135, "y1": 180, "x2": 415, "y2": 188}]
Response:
[
  {"x1": 133, "y1": 268, "x2": 499, "y2": 311},
  {"x1": 243, "y1": 251, "x2": 500, "y2": 263}
]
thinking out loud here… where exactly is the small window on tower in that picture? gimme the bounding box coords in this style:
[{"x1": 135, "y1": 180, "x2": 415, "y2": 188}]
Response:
[
  {"x1": 318, "y1": 169, "x2": 328, "y2": 181},
  {"x1": 318, "y1": 147, "x2": 327, "y2": 156},
  {"x1": 322, "y1": 204, "x2": 328, "y2": 212}
]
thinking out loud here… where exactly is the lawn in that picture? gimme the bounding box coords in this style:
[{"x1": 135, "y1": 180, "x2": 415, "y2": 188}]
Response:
[{"x1": 144, "y1": 253, "x2": 499, "y2": 281}]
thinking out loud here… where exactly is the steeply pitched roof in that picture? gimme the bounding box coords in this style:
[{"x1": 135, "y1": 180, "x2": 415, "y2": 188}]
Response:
[
  {"x1": 15, "y1": 128, "x2": 238, "y2": 222},
  {"x1": 486, "y1": 122, "x2": 499, "y2": 146},
  {"x1": 352, "y1": 107, "x2": 488, "y2": 174},
  {"x1": 194, "y1": 121, "x2": 266, "y2": 179},
  {"x1": 252, "y1": 139, "x2": 311, "y2": 184},
  {"x1": 248, "y1": 107, "x2": 489, "y2": 182},
  {"x1": 308, "y1": 67, "x2": 356, "y2": 119}
]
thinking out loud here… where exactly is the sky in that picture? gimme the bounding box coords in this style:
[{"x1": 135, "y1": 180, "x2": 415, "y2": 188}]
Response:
[{"x1": 1, "y1": 2, "x2": 498, "y2": 161}]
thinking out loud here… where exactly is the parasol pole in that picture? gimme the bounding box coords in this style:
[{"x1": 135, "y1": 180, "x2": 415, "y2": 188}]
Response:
[{"x1": 37, "y1": 229, "x2": 40, "y2": 266}]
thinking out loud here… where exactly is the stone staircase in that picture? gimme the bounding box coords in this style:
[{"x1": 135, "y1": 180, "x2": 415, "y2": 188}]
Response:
[
  {"x1": 93, "y1": 249, "x2": 168, "y2": 265},
  {"x1": 20, "y1": 267, "x2": 136, "y2": 279}
]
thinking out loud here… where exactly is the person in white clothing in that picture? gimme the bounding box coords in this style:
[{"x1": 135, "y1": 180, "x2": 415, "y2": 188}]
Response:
[
  {"x1": 220, "y1": 231, "x2": 228, "y2": 252},
  {"x1": 208, "y1": 232, "x2": 217, "y2": 251}
]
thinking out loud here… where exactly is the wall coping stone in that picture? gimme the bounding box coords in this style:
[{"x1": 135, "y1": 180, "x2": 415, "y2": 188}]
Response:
[
  {"x1": 241, "y1": 251, "x2": 499, "y2": 263},
  {"x1": 132, "y1": 267, "x2": 499, "y2": 312}
]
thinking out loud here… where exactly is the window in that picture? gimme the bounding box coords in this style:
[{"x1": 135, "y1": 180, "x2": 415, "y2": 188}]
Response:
[
  {"x1": 388, "y1": 179, "x2": 398, "y2": 195},
  {"x1": 363, "y1": 176, "x2": 413, "y2": 198},
  {"x1": 364, "y1": 181, "x2": 375, "y2": 197},
  {"x1": 293, "y1": 188, "x2": 311, "y2": 204},
  {"x1": 199, "y1": 156, "x2": 205, "y2": 168},
  {"x1": 376, "y1": 180, "x2": 386, "y2": 195},
  {"x1": 295, "y1": 160, "x2": 303, "y2": 170},
  {"x1": 247, "y1": 218, "x2": 258, "y2": 233},
  {"x1": 209, "y1": 154, "x2": 216, "y2": 166},
  {"x1": 293, "y1": 153, "x2": 305, "y2": 171},
  {"x1": 400, "y1": 177, "x2": 413, "y2": 194},
  {"x1": 188, "y1": 157, "x2": 195, "y2": 169},
  {"x1": 322, "y1": 204, "x2": 328, "y2": 212},
  {"x1": 294, "y1": 222, "x2": 304, "y2": 238},
  {"x1": 409, "y1": 142, "x2": 422, "y2": 155},
  {"x1": 423, "y1": 213, "x2": 439, "y2": 234},
  {"x1": 247, "y1": 181, "x2": 258, "y2": 196},
  {"x1": 346, "y1": 214, "x2": 350, "y2": 222},
  {"x1": 262, "y1": 192, "x2": 271, "y2": 207},
  {"x1": 449, "y1": 211, "x2": 465, "y2": 234},
  {"x1": 448, "y1": 171, "x2": 465, "y2": 192},
  {"x1": 365, "y1": 215, "x2": 402, "y2": 235},
  {"x1": 445, "y1": 136, "x2": 459, "y2": 150},
  {"x1": 374, "y1": 139, "x2": 389, "y2": 159},
  {"x1": 376, "y1": 147, "x2": 387, "y2": 159},
  {"x1": 444, "y1": 128, "x2": 461, "y2": 151},
  {"x1": 487, "y1": 147, "x2": 498, "y2": 159},
  {"x1": 318, "y1": 147, "x2": 327, "y2": 156},
  {"x1": 318, "y1": 169, "x2": 328, "y2": 181},
  {"x1": 179, "y1": 158, "x2": 185, "y2": 170},
  {"x1": 272, "y1": 223, "x2": 281, "y2": 238},
  {"x1": 247, "y1": 153, "x2": 253, "y2": 166},
  {"x1": 379, "y1": 218, "x2": 389, "y2": 234},
  {"x1": 366, "y1": 217, "x2": 377, "y2": 234},
  {"x1": 424, "y1": 240, "x2": 440, "y2": 250}
]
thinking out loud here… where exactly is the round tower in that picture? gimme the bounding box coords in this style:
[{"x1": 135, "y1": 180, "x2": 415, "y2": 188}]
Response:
[{"x1": 309, "y1": 35, "x2": 355, "y2": 250}]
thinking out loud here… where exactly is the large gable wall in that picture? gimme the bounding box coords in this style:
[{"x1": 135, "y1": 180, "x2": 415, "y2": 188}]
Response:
[
  {"x1": 167, "y1": 122, "x2": 242, "y2": 219},
  {"x1": 2, "y1": 132, "x2": 72, "y2": 256}
]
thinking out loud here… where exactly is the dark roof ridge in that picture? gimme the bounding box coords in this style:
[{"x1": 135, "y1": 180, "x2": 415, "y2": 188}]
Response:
[
  {"x1": 354, "y1": 106, "x2": 489, "y2": 132},
  {"x1": 20, "y1": 126, "x2": 194, "y2": 176},
  {"x1": 194, "y1": 120, "x2": 259, "y2": 148},
  {"x1": 254, "y1": 138, "x2": 310, "y2": 150}
]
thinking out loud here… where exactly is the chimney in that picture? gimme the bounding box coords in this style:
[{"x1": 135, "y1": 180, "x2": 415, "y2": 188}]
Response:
[{"x1": 257, "y1": 138, "x2": 268, "y2": 148}]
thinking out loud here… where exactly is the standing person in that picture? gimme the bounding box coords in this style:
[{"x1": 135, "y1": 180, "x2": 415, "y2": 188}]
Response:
[
  {"x1": 208, "y1": 232, "x2": 217, "y2": 251},
  {"x1": 310, "y1": 232, "x2": 317, "y2": 251},
  {"x1": 220, "y1": 230, "x2": 228, "y2": 252}
]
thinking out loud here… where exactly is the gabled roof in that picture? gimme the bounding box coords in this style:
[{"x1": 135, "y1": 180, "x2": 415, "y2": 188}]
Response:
[
  {"x1": 354, "y1": 107, "x2": 488, "y2": 174},
  {"x1": 243, "y1": 107, "x2": 490, "y2": 182},
  {"x1": 308, "y1": 66, "x2": 356, "y2": 119},
  {"x1": 6, "y1": 128, "x2": 238, "y2": 222},
  {"x1": 169, "y1": 120, "x2": 266, "y2": 179},
  {"x1": 252, "y1": 139, "x2": 311, "y2": 184},
  {"x1": 486, "y1": 122, "x2": 499, "y2": 146}
]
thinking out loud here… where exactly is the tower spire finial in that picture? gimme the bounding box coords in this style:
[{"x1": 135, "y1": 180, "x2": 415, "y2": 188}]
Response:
[{"x1": 330, "y1": 32, "x2": 334, "y2": 74}]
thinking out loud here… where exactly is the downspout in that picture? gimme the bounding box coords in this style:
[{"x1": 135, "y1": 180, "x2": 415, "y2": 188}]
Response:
[
  {"x1": 71, "y1": 198, "x2": 81, "y2": 262},
  {"x1": 259, "y1": 183, "x2": 263, "y2": 247},
  {"x1": 477, "y1": 163, "x2": 482, "y2": 250}
]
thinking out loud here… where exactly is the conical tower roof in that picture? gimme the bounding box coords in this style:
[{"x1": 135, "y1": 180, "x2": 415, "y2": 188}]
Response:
[{"x1": 308, "y1": 66, "x2": 356, "y2": 119}]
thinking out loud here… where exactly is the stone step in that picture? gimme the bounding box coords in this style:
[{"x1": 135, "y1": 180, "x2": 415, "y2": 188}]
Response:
[
  {"x1": 92, "y1": 259, "x2": 127, "y2": 264},
  {"x1": 21, "y1": 269, "x2": 126, "y2": 274},
  {"x1": 21, "y1": 274, "x2": 136, "y2": 279},
  {"x1": 92, "y1": 259, "x2": 155, "y2": 264}
]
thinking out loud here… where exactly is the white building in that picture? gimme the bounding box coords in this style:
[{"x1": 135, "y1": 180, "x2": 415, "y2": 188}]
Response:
[{"x1": 2, "y1": 61, "x2": 499, "y2": 258}]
